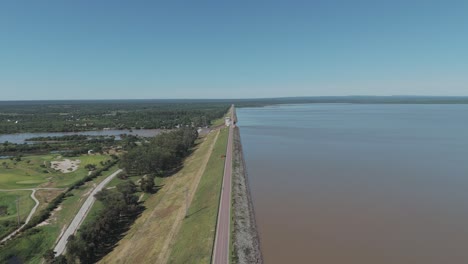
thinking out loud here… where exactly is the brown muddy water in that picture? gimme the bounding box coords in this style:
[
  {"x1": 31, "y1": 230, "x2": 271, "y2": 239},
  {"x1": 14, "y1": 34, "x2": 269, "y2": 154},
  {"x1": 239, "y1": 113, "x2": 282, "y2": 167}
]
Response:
[{"x1": 237, "y1": 104, "x2": 468, "y2": 264}]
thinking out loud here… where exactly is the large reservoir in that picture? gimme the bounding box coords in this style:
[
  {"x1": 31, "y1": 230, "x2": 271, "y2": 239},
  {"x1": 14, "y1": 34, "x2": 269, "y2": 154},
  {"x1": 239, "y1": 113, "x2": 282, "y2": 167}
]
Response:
[{"x1": 237, "y1": 104, "x2": 468, "y2": 264}]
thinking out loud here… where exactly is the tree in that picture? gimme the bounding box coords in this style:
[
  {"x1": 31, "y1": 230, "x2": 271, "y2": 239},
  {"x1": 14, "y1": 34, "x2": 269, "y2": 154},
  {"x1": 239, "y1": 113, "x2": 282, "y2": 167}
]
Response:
[
  {"x1": 53, "y1": 256, "x2": 68, "y2": 264},
  {"x1": 140, "y1": 175, "x2": 155, "y2": 193},
  {"x1": 85, "y1": 164, "x2": 97, "y2": 171},
  {"x1": 117, "y1": 170, "x2": 128, "y2": 179},
  {"x1": 42, "y1": 249, "x2": 56, "y2": 263},
  {"x1": 117, "y1": 180, "x2": 138, "y2": 205},
  {"x1": 0, "y1": 205, "x2": 7, "y2": 216},
  {"x1": 120, "y1": 127, "x2": 198, "y2": 176}
]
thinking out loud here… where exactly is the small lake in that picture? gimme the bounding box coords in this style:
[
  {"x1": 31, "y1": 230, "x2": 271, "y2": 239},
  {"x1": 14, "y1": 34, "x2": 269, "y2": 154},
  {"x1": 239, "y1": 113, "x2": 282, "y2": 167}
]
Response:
[
  {"x1": 237, "y1": 104, "x2": 468, "y2": 264},
  {"x1": 0, "y1": 129, "x2": 162, "y2": 144}
]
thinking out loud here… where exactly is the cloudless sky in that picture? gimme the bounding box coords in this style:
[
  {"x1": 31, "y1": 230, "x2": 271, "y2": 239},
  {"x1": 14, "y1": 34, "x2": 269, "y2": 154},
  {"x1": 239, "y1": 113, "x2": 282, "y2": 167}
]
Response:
[{"x1": 1, "y1": 0, "x2": 467, "y2": 100}]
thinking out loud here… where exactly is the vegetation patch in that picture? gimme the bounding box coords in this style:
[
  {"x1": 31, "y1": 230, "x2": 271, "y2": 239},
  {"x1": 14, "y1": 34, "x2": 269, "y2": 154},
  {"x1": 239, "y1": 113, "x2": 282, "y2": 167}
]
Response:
[
  {"x1": 0, "y1": 191, "x2": 35, "y2": 239},
  {"x1": 168, "y1": 128, "x2": 229, "y2": 264},
  {"x1": 63, "y1": 181, "x2": 143, "y2": 263},
  {"x1": 0, "y1": 154, "x2": 111, "y2": 189},
  {"x1": 0, "y1": 165, "x2": 120, "y2": 264},
  {"x1": 100, "y1": 129, "x2": 220, "y2": 263},
  {"x1": 0, "y1": 101, "x2": 229, "y2": 134}
]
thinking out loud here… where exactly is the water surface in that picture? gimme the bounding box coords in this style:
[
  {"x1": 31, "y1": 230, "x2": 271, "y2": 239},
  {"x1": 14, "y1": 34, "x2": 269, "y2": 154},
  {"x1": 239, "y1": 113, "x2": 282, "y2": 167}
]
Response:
[
  {"x1": 237, "y1": 104, "x2": 468, "y2": 264},
  {"x1": 0, "y1": 129, "x2": 162, "y2": 144}
]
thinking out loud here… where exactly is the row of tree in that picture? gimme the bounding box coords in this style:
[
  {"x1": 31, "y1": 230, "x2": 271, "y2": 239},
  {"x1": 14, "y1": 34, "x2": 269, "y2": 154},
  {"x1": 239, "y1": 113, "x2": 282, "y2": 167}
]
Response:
[
  {"x1": 45, "y1": 181, "x2": 141, "y2": 263},
  {"x1": 0, "y1": 139, "x2": 114, "y2": 156},
  {"x1": 120, "y1": 127, "x2": 198, "y2": 176}
]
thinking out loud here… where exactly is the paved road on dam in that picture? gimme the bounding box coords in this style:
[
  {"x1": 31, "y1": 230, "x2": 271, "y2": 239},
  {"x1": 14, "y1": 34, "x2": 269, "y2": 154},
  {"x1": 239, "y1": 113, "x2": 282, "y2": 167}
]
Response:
[{"x1": 212, "y1": 106, "x2": 234, "y2": 264}]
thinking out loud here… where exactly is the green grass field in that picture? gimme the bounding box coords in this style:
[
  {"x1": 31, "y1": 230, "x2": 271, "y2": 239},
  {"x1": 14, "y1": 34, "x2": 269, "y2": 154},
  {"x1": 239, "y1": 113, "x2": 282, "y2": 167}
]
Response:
[
  {"x1": 0, "y1": 165, "x2": 120, "y2": 264},
  {"x1": 168, "y1": 128, "x2": 228, "y2": 264},
  {"x1": 0, "y1": 154, "x2": 111, "y2": 189},
  {"x1": 0, "y1": 191, "x2": 35, "y2": 238}
]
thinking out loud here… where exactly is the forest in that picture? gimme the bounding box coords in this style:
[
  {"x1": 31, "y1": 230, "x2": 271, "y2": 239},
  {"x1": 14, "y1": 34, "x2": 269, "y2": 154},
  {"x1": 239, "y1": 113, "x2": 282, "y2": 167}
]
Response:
[
  {"x1": 0, "y1": 100, "x2": 229, "y2": 134},
  {"x1": 120, "y1": 127, "x2": 198, "y2": 176}
]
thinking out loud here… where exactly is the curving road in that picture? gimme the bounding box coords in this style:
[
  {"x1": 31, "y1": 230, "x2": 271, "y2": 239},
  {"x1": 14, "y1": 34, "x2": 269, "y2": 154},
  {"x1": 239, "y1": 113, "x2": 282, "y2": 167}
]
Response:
[
  {"x1": 0, "y1": 189, "x2": 40, "y2": 243},
  {"x1": 54, "y1": 169, "x2": 122, "y2": 256},
  {"x1": 212, "y1": 105, "x2": 235, "y2": 264}
]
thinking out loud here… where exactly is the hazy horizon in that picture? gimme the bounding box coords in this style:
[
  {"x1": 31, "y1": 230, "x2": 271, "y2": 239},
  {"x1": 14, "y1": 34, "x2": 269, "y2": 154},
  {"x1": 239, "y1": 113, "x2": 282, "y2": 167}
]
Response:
[
  {"x1": 2, "y1": 95, "x2": 468, "y2": 103},
  {"x1": 1, "y1": 1, "x2": 468, "y2": 100}
]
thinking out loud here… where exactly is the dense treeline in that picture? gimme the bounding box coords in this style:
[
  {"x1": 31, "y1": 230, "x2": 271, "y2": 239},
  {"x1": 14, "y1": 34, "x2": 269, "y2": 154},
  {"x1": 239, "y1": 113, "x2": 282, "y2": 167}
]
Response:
[
  {"x1": 0, "y1": 138, "x2": 116, "y2": 156},
  {"x1": 0, "y1": 101, "x2": 229, "y2": 134},
  {"x1": 120, "y1": 127, "x2": 198, "y2": 176},
  {"x1": 60, "y1": 181, "x2": 141, "y2": 263}
]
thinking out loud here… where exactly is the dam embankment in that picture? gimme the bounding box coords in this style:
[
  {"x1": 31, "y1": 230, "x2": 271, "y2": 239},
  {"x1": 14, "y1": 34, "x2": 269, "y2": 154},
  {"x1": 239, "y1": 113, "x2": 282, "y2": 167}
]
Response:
[{"x1": 231, "y1": 126, "x2": 263, "y2": 264}]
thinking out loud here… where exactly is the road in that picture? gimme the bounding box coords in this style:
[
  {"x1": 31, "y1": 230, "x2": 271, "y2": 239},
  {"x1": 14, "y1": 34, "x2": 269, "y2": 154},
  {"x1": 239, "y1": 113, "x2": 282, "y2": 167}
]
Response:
[
  {"x1": 0, "y1": 187, "x2": 66, "y2": 243},
  {"x1": 54, "y1": 169, "x2": 122, "y2": 256},
  {"x1": 0, "y1": 189, "x2": 40, "y2": 243},
  {"x1": 212, "y1": 105, "x2": 235, "y2": 264}
]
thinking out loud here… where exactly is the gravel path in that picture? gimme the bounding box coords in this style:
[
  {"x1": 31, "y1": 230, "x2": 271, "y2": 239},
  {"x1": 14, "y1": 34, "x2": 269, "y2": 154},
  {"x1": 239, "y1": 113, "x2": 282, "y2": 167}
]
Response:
[{"x1": 0, "y1": 189, "x2": 40, "y2": 243}]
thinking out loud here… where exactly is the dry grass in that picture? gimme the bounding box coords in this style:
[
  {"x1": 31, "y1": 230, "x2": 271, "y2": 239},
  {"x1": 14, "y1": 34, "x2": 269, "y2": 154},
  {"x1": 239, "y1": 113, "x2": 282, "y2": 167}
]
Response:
[
  {"x1": 100, "y1": 129, "x2": 221, "y2": 264},
  {"x1": 167, "y1": 128, "x2": 229, "y2": 264},
  {"x1": 35, "y1": 189, "x2": 64, "y2": 212}
]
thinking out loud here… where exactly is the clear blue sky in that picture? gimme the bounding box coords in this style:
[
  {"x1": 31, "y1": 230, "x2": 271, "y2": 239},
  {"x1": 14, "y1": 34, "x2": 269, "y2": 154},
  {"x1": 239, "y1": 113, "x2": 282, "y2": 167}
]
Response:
[{"x1": 1, "y1": 0, "x2": 467, "y2": 100}]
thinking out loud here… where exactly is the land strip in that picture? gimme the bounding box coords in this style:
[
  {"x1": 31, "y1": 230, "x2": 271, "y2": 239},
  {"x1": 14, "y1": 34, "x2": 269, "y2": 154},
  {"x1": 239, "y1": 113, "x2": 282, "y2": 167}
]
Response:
[
  {"x1": 212, "y1": 107, "x2": 234, "y2": 264},
  {"x1": 0, "y1": 188, "x2": 66, "y2": 243},
  {"x1": 167, "y1": 128, "x2": 228, "y2": 263},
  {"x1": 54, "y1": 168, "x2": 122, "y2": 256},
  {"x1": 155, "y1": 129, "x2": 220, "y2": 264},
  {"x1": 100, "y1": 129, "x2": 221, "y2": 263},
  {"x1": 231, "y1": 125, "x2": 263, "y2": 264},
  {"x1": 0, "y1": 190, "x2": 38, "y2": 243}
]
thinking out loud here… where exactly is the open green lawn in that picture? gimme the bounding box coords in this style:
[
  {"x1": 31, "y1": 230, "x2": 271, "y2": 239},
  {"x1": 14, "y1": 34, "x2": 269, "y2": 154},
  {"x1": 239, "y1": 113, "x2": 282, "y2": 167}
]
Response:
[
  {"x1": 0, "y1": 191, "x2": 35, "y2": 238},
  {"x1": 0, "y1": 154, "x2": 111, "y2": 189},
  {"x1": 168, "y1": 128, "x2": 228, "y2": 264},
  {"x1": 0, "y1": 165, "x2": 120, "y2": 264}
]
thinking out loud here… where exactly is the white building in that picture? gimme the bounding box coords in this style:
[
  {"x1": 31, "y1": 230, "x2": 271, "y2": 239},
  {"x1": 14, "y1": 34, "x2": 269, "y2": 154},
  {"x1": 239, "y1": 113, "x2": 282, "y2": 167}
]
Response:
[{"x1": 225, "y1": 117, "x2": 231, "y2": 127}]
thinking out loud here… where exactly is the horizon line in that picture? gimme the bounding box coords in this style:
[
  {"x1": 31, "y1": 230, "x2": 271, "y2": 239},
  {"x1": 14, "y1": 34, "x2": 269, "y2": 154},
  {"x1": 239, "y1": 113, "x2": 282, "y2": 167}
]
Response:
[{"x1": 2, "y1": 95, "x2": 468, "y2": 102}]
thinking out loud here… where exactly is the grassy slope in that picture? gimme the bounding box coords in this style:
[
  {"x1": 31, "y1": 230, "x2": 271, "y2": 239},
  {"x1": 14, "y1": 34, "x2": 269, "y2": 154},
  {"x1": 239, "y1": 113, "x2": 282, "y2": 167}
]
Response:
[
  {"x1": 168, "y1": 127, "x2": 228, "y2": 264},
  {"x1": 100, "y1": 130, "x2": 222, "y2": 263},
  {"x1": 0, "y1": 165, "x2": 120, "y2": 264},
  {"x1": 0, "y1": 154, "x2": 110, "y2": 189}
]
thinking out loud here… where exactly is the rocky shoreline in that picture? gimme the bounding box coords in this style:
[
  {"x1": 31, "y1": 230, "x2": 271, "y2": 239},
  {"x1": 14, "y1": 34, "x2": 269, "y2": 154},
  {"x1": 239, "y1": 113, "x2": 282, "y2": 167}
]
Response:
[{"x1": 232, "y1": 126, "x2": 263, "y2": 264}]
